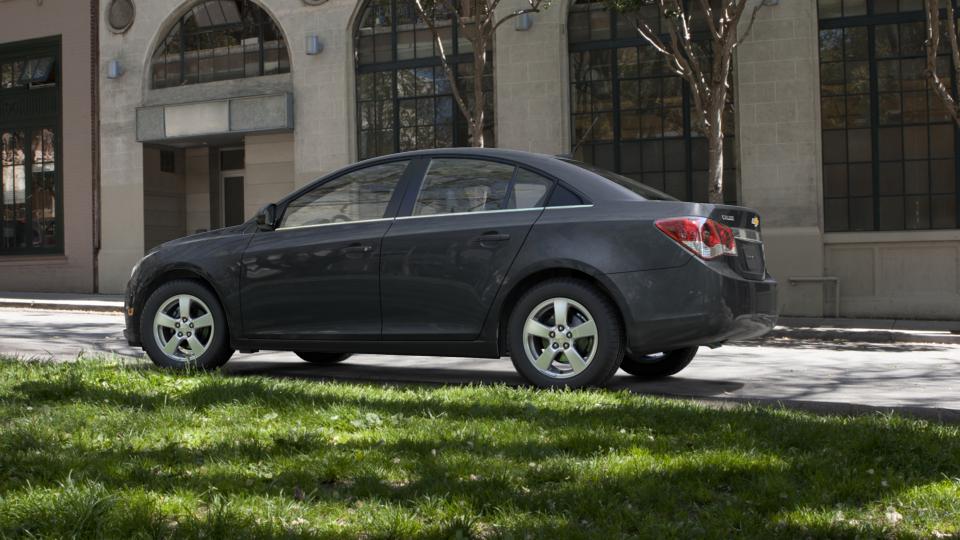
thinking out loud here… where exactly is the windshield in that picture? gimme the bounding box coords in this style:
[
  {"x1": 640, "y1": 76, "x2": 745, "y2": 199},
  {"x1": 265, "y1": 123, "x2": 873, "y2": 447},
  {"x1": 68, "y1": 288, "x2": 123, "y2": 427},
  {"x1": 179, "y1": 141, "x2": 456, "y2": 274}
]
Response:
[{"x1": 559, "y1": 159, "x2": 677, "y2": 201}]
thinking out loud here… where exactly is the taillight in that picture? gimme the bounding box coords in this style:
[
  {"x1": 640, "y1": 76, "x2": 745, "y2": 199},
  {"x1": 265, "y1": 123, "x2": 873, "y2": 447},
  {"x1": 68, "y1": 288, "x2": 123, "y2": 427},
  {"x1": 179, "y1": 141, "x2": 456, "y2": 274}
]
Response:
[{"x1": 655, "y1": 217, "x2": 737, "y2": 259}]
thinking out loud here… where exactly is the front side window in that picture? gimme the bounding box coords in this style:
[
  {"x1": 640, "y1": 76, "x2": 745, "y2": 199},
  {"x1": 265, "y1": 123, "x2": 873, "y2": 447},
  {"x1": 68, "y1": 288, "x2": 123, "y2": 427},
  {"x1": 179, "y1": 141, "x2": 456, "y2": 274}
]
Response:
[
  {"x1": 819, "y1": 1, "x2": 959, "y2": 231},
  {"x1": 1, "y1": 40, "x2": 60, "y2": 255},
  {"x1": 151, "y1": 0, "x2": 290, "y2": 89},
  {"x1": 280, "y1": 161, "x2": 408, "y2": 228},
  {"x1": 354, "y1": 0, "x2": 494, "y2": 160}
]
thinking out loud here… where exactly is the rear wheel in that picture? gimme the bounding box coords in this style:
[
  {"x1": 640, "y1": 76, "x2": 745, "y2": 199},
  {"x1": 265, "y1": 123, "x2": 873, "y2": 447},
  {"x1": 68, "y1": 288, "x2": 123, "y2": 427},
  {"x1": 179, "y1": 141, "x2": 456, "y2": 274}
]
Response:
[
  {"x1": 295, "y1": 352, "x2": 352, "y2": 364},
  {"x1": 508, "y1": 279, "x2": 624, "y2": 389},
  {"x1": 619, "y1": 347, "x2": 698, "y2": 379},
  {"x1": 140, "y1": 280, "x2": 234, "y2": 370}
]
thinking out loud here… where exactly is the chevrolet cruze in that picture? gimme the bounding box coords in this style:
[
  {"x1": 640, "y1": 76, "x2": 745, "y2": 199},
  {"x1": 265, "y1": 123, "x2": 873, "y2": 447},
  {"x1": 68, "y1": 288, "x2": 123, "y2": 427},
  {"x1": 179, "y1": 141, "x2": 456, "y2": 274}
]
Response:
[{"x1": 125, "y1": 148, "x2": 777, "y2": 388}]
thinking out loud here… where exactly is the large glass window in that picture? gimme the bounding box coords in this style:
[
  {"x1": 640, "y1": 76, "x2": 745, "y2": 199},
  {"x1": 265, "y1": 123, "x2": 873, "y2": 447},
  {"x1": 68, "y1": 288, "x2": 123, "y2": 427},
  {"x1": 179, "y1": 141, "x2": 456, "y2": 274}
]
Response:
[
  {"x1": 354, "y1": 0, "x2": 494, "y2": 160},
  {"x1": 819, "y1": 0, "x2": 959, "y2": 231},
  {"x1": 280, "y1": 161, "x2": 408, "y2": 228},
  {"x1": 1, "y1": 40, "x2": 60, "y2": 255},
  {"x1": 151, "y1": 0, "x2": 290, "y2": 89},
  {"x1": 567, "y1": 0, "x2": 737, "y2": 203}
]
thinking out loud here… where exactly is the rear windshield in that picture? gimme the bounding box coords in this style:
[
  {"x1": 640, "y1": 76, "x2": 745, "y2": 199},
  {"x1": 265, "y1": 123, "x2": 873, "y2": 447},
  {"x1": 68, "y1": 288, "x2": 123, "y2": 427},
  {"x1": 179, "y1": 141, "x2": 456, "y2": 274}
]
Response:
[{"x1": 559, "y1": 159, "x2": 677, "y2": 201}]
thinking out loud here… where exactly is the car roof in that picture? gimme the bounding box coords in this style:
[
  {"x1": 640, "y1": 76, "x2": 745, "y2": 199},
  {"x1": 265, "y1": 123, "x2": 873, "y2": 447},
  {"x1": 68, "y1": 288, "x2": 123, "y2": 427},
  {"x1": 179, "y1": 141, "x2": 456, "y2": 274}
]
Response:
[{"x1": 357, "y1": 147, "x2": 641, "y2": 202}]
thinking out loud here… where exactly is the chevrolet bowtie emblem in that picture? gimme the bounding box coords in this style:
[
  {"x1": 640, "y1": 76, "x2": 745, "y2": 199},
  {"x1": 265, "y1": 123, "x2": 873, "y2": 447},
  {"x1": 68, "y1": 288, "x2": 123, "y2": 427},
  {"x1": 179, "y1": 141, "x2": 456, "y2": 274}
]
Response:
[{"x1": 751, "y1": 216, "x2": 760, "y2": 227}]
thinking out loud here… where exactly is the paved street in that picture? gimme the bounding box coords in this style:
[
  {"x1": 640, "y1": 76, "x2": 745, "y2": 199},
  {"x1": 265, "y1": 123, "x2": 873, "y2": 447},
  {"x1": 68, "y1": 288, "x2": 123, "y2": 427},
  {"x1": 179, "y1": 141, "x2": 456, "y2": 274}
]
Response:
[{"x1": 2, "y1": 308, "x2": 958, "y2": 416}]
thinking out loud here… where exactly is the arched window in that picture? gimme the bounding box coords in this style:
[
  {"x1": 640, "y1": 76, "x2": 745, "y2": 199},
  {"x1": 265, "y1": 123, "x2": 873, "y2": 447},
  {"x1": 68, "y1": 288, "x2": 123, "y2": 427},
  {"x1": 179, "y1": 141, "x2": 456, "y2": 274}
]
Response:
[
  {"x1": 567, "y1": 0, "x2": 736, "y2": 203},
  {"x1": 151, "y1": 0, "x2": 290, "y2": 89},
  {"x1": 354, "y1": 0, "x2": 494, "y2": 160}
]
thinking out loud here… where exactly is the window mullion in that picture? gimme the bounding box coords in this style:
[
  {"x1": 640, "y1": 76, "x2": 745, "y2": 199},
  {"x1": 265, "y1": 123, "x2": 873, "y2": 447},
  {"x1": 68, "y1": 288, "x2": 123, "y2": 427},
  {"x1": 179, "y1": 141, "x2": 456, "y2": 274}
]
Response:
[
  {"x1": 611, "y1": 47, "x2": 621, "y2": 174},
  {"x1": 23, "y1": 127, "x2": 33, "y2": 252},
  {"x1": 867, "y1": 24, "x2": 880, "y2": 231},
  {"x1": 683, "y1": 79, "x2": 692, "y2": 201}
]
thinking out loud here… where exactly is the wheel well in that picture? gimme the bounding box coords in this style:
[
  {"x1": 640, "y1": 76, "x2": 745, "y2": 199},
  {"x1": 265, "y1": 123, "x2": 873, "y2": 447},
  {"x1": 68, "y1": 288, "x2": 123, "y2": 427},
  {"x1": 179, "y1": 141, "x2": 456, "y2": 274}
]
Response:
[
  {"x1": 136, "y1": 270, "x2": 222, "y2": 322},
  {"x1": 497, "y1": 268, "x2": 626, "y2": 355}
]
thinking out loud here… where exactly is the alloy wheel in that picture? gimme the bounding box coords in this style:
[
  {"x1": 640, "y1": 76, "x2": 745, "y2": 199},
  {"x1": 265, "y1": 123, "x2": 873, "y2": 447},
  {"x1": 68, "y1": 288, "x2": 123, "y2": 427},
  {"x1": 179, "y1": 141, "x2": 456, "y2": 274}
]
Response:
[
  {"x1": 522, "y1": 297, "x2": 599, "y2": 379},
  {"x1": 152, "y1": 294, "x2": 215, "y2": 363}
]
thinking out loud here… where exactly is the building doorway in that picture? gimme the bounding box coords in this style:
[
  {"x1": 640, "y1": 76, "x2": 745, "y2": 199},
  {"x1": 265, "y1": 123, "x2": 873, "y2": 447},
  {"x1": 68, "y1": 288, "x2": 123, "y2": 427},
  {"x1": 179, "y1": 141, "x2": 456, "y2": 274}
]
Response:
[{"x1": 219, "y1": 148, "x2": 244, "y2": 228}]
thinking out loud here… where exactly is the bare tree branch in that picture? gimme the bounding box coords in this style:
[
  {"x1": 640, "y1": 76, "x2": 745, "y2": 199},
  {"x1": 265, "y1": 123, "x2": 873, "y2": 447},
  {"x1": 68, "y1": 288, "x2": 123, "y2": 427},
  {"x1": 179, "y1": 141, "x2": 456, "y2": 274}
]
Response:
[
  {"x1": 491, "y1": 1, "x2": 544, "y2": 33},
  {"x1": 627, "y1": 0, "x2": 767, "y2": 202},
  {"x1": 696, "y1": 0, "x2": 721, "y2": 41},
  {"x1": 925, "y1": 0, "x2": 960, "y2": 126},
  {"x1": 733, "y1": 0, "x2": 764, "y2": 50},
  {"x1": 412, "y1": 0, "x2": 475, "y2": 133}
]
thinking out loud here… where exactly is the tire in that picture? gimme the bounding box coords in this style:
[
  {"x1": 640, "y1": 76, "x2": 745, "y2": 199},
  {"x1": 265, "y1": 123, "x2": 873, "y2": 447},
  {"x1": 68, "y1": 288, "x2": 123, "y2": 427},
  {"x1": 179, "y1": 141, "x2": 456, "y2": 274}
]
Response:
[
  {"x1": 295, "y1": 352, "x2": 352, "y2": 364},
  {"x1": 619, "y1": 347, "x2": 698, "y2": 379},
  {"x1": 140, "y1": 280, "x2": 234, "y2": 370},
  {"x1": 508, "y1": 278, "x2": 624, "y2": 389}
]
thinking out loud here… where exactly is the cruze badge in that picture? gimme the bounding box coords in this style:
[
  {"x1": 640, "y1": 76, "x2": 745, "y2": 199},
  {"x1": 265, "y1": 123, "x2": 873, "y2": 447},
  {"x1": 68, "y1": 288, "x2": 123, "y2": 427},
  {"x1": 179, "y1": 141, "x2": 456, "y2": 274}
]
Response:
[
  {"x1": 751, "y1": 216, "x2": 760, "y2": 227},
  {"x1": 721, "y1": 214, "x2": 735, "y2": 222}
]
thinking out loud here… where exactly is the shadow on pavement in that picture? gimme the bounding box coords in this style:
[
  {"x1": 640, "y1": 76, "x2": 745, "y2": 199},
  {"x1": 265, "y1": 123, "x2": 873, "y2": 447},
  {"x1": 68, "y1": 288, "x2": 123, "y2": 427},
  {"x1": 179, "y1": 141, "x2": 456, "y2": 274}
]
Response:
[
  {"x1": 224, "y1": 358, "x2": 747, "y2": 398},
  {"x1": 736, "y1": 337, "x2": 949, "y2": 353}
]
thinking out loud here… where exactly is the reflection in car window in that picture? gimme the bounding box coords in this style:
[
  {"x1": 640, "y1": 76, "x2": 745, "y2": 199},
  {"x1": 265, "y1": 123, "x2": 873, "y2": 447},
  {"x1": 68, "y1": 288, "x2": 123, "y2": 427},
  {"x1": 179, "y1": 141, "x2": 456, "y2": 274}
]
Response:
[
  {"x1": 413, "y1": 158, "x2": 516, "y2": 216},
  {"x1": 508, "y1": 169, "x2": 553, "y2": 209},
  {"x1": 280, "y1": 161, "x2": 407, "y2": 228}
]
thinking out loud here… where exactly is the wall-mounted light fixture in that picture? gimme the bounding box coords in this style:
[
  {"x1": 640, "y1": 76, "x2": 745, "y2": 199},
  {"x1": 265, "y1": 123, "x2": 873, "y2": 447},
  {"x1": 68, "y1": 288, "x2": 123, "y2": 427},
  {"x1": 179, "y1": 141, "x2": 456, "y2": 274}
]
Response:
[
  {"x1": 107, "y1": 59, "x2": 124, "y2": 79},
  {"x1": 515, "y1": 12, "x2": 533, "y2": 31},
  {"x1": 305, "y1": 35, "x2": 323, "y2": 55}
]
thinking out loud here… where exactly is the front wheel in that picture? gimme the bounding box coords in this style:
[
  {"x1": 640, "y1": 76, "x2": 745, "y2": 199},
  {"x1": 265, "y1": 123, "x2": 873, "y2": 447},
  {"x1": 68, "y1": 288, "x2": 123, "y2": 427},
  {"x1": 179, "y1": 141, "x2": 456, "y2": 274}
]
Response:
[
  {"x1": 295, "y1": 352, "x2": 352, "y2": 364},
  {"x1": 140, "y1": 280, "x2": 234, "y2": 370},
  {"x1": 508, "y1": 279, "x2": 624, "y2": 389},
  {"x1": 619, "y1": 347, "x2": 698, "y2": 379}
]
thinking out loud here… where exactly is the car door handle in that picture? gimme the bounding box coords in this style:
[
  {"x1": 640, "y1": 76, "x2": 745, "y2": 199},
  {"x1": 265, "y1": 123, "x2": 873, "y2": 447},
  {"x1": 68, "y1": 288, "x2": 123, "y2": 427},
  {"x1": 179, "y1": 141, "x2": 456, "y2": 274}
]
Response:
[
  {"x1": 471, "y1": 232, "x2": 511, "y2": 246},
  {"x1": 343, "y1": 243, "x2": 373, "y2": 255}
]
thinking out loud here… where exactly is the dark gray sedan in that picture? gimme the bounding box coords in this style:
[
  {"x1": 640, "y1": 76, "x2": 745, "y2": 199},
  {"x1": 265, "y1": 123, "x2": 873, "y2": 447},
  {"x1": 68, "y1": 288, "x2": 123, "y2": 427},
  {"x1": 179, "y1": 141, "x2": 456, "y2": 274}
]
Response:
[{"x1": 124, "y1": 148, "x2": 777, "y2": 388}]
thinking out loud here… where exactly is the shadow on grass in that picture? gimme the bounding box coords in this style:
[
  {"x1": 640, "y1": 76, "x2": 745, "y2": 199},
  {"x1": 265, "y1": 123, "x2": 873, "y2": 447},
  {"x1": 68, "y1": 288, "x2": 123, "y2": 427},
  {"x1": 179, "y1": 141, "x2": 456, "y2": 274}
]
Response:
[{"x1": 1, "y1": 360, "x2": 958, "y2": 538}]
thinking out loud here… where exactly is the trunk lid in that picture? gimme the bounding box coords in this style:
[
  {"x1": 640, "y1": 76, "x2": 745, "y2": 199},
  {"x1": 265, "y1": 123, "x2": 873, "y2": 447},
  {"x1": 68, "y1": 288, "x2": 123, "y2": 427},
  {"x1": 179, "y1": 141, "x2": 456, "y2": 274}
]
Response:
[{"x1": 709, "y1": 206, "x2": 766, "y2": 280}]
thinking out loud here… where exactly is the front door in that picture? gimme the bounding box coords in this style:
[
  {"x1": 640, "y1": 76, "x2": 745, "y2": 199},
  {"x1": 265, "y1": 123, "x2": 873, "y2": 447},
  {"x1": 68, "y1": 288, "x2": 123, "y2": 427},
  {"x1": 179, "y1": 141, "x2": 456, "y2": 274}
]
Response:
[
  {"x1": 380, "y1": 158, "x2": 554, "y2": 340},
  {"x1": 240, "y1": 160, "x2": 411, "y2": 339}
]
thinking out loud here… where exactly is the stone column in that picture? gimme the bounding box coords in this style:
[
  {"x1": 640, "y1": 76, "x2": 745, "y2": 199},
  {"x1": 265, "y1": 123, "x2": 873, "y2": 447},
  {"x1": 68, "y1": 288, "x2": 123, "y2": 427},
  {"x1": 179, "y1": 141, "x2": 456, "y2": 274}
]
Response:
[
  {"x1": 736, "y1": 0, "x2": 826, "y2": 316},
  {"x1": 493, "y1": 0, "x2": 569, "y2": 155}
]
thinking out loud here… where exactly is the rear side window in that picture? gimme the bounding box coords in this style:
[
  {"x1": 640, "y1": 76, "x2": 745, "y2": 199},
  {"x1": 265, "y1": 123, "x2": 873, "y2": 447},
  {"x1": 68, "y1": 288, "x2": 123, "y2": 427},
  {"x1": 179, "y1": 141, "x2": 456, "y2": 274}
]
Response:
[
  {"x1": 280, "y1": 161, "x2": 408, "y2": 228},
  {"x1": 509, "y1": 169, "x2": 553, "y2": 209},
  {"x1": 547, "y1": 184, "x2": 584, "y2": 206},
  {"x1": 413, "y1": 158, "x2": 516, "y2": 216}
]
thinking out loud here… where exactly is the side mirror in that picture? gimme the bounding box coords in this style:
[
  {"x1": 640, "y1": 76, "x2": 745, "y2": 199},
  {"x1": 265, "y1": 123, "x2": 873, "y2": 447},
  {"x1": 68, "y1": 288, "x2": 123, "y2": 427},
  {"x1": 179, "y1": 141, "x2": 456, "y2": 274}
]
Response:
[{"x1": 256, "y1": 203, "x2": 278, "y2": 231}]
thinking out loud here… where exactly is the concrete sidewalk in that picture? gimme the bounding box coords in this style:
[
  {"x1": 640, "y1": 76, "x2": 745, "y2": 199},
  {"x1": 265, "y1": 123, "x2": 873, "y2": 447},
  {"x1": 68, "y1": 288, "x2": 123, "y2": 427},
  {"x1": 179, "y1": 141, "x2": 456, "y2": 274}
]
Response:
[
  {"x1": 0, "y1": 291, "x2": 124, "y2": 313},
  {"x1": 1, "y1": 291, "x2": 958, "y2": 344}
]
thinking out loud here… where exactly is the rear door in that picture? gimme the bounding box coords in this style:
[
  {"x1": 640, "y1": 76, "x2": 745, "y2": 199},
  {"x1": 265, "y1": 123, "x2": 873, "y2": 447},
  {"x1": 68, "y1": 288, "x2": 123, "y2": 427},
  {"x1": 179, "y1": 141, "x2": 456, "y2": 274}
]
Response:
[{"x1": 380, "y1": 158, "x2": 554, "y2": 340}]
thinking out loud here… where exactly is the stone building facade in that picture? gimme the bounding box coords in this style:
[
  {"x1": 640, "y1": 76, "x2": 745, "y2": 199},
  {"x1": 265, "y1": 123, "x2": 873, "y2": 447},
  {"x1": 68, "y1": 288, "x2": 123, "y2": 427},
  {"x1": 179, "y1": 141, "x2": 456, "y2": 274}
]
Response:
[
  {"x1": 5, "y1": 0, "x2": 960, "y2": 320},
  {"x1": 0, "y1": 0, "x2": 98, "y2": 292}
]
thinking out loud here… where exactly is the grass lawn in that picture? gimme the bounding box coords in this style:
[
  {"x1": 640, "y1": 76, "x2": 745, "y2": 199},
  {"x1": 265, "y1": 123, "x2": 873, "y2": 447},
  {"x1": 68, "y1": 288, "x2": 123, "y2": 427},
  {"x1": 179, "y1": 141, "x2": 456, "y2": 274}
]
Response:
[{"x1": 0, "y1": 358, "x2": 958, "y2": 539}]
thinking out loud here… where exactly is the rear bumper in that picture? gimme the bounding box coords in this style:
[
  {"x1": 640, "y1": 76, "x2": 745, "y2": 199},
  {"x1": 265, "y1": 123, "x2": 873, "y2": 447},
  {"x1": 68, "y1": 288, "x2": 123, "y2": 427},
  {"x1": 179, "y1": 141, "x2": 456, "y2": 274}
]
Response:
[{"x1": 607, "y1": 258, "x2": 778, "y2": 354}]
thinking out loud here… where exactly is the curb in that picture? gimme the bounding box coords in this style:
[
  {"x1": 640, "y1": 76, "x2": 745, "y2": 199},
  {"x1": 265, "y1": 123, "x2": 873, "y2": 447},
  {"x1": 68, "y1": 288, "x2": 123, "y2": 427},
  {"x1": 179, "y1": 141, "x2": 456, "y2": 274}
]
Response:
[
  {"x1": 763, "y1": 327, "x2": 960, "y2": 346},
  {"x1": 0, "y1": 300, "x2": 124, "y2": 314}
]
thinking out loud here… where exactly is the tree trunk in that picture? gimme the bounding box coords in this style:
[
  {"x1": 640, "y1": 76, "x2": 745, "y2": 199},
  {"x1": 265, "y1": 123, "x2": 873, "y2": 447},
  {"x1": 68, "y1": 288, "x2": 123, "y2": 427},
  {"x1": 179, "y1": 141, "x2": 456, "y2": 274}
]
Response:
[
  {"x1": 471, "y1": 45, "x2": 487, "y2": 147},
  {"x1": 706, "y1": 103, "x2": 725, "y2": 205}
]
